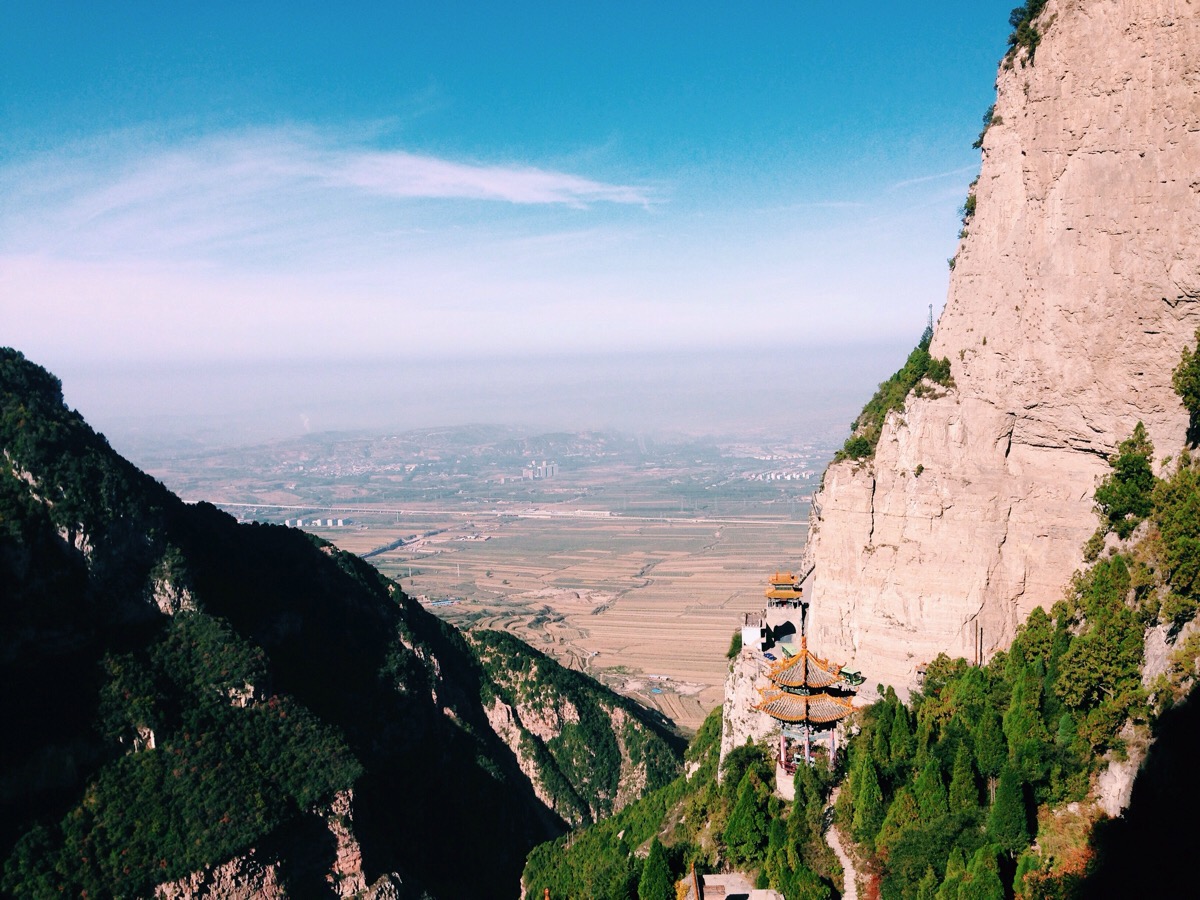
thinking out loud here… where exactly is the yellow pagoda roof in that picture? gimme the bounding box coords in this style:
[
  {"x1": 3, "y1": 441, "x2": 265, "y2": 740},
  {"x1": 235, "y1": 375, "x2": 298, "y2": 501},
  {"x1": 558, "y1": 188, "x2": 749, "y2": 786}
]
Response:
[
  {"x1": 753, "y1": 689, "x2": 856, "y2": 725},
  {"x1": 765, "y1": 570, "x2": 803, "y2": 601},
  {"x1": 764, "y1": 637, "x2": 844, "y2": 690}
]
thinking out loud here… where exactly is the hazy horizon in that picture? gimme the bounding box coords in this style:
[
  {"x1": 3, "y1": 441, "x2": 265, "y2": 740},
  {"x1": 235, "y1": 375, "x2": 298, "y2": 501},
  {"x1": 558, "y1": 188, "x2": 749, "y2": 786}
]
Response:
[{"x1": 45, "y1": 339, "x2": 912, "y2": 460}]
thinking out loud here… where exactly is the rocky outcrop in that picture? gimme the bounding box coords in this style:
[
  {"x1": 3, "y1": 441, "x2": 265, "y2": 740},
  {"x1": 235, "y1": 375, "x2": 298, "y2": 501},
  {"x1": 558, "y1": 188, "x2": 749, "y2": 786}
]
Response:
[
  {"x1": 485, "y1": 695, "x2": 575, "y2": 820},
  {"x1": 326, "y1": 789, "x2": 368, "y2": 898},
  {"x1": 153, "y1": 849, "x2": 285, "y2": 900},
  {"x1": 718, "y1": 649, "x2": 775, "y2": 772},
  {"x1": 804, "y1": 0, "x2": 1200, "y2": 694},
  {"x1": 150, "y1": 575, "x2": 196, "y2": 615},
  {"x1": 470, "y1": 631, "x2": 682, "y2": 828},
  {"x1": 152, "y1": 790, "x2": 371, "y2": 899}
]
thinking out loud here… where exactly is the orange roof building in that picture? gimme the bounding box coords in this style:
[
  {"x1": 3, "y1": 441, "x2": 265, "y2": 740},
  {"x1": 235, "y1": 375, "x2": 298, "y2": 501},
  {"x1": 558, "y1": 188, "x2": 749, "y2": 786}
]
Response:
[{"x1": 748, "y1": 571, "x2": 861, "y2": 770}]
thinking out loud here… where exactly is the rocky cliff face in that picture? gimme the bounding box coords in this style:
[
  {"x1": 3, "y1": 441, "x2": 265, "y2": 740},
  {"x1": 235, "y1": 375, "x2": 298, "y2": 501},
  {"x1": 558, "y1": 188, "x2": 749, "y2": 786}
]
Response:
[
  {"x1": 804, "y1": 0, "x2": 1200, "y2": 694},
  {"x1": 718, "y1": 649, "x2": 775, "y2": 768}
]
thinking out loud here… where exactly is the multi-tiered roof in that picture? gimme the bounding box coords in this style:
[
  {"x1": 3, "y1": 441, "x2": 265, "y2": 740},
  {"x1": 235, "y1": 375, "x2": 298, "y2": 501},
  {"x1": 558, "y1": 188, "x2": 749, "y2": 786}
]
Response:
[
  {"x1": 753, "y1": 637, "x2": 857, "y2": 725},
  {"x1": 752, "y1": 571, "x2": 858, "y2": 728}
]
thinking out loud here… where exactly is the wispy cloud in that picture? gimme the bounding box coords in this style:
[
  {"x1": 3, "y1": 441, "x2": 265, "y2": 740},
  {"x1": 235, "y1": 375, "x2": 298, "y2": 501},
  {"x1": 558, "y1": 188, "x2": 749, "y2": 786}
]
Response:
[
  {"x1": 332, "y1": 150, "x2": 650, "y2": 206},
  {"x1": 887, "y1": 164, "x2": 978, "y2": 192},
  {"x1": 0, "y1": 127, "x2": 653, "y2": 262}
]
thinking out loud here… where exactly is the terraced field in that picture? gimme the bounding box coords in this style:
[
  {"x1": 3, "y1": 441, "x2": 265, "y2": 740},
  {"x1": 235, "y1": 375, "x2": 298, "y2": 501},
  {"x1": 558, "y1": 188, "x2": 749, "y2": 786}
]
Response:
[{"x1": 324, "y1": 512, "x2": 806, "y2": 732}]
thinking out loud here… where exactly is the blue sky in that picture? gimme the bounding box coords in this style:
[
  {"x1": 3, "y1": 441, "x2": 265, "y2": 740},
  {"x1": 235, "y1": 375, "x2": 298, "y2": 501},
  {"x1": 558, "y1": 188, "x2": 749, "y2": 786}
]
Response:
[{"x1": 1, "y1": 3, "x2": 1016, "y2": 441}]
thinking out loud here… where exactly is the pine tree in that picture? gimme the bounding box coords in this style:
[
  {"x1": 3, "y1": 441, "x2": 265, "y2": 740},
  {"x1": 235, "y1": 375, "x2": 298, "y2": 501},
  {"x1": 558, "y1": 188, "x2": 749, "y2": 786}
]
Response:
[
  {"x1": 638, "y1": 838, "x2": 672, "y2": 900},
  {"x1": 1094, "y1": 422, "x2": 1155, "y2": 538},
  {"x1": 973, "y1": 704, "x2": 1005, "y2": 802},
  {"x1": 890, "y1": 699, "x2": 915, "y2": 766},
  {"x1": 875, "y1": 787, "x2": 919, "y2": 859},
  {"x1": 851, "y1": 754, "x2": 885, "y2": 845},
  {"x1": 914, "y1": 756, "x2": 948, "y2": 821},
  {"x1": 948, "y1": 743, "x2": 980, "y2": 812},
  {"x1": 936, "y1": 847, "x2": 967, "y2": 900},
  {"x1": 1004, "y1": 655, "x2": 1052, "y2": 782},
  {"x1": 987, "y1": 765, "x2": 1030, "y2": 854},
  {"x1": 872, "y1": 699, "x2": 894, "y2": 767},
  {"x1": 916, "y1": 866, "x2": 940, "y2": 900},
  {"x1": 724, "y1": 771, "x2": 769, "y2": 865},
  {"x1": 1173, "y1": 329, "x2": 1200, "y2": 443},
  {"x1": 959, "y1": 846, "x2": 1006, "y2": 900}
]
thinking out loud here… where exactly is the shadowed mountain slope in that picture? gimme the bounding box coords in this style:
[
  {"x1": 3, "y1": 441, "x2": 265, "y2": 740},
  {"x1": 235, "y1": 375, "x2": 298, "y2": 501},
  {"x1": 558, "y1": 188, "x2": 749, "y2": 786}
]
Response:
[{"x1": 0, "y1": 347, "x2": 682, "y2": 899}]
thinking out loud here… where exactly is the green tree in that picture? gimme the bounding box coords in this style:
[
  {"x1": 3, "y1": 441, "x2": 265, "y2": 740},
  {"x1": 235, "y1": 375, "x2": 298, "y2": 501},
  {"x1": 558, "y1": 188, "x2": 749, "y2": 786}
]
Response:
[
  {"x1": 767, "y1": 815, "x2": 832, "y2": 900},
  {"x1": 1152, "y1": 453, "x2": 1200, "y2": 626},
  {"x1": 835, "y1": 331, "x2": 954, "y2": 461},
  {"x1": 959, "y1": 845, "x2": 1006, "y2": 900},
  {"x1": 638, "y1": 838, "x2": 672, "y2": 900},
  {"x1": 1003, "y1": 650, "x2": 1052, "y2": 782},
  {"x1": 948, "y1": 744, "x2": 980, "y2": 813},
  {"x1": 914, "y1": 756, "x2": 949, "y2": 821},
  {"x1": 1172, "y1": 327, "x2": 1200, "y2": 444},
  {"x1": 1007, "y1": 0, "x2": 1049, "y2": 59},
  {"x1": 972, "y1": 705, "x2": 1006, "y2": 796},
  {"x1": 851, "y1": 753, "x2": 886, "y2": 845},
  {"x1": 727, "y1": 629, "x2": 743, "y2": 658},
  {"x1": 876, "y1": 787, "x2": 920, "y2": 859},
  {"x1": 890, "y1": 699, "x2": 916, "y2": 767},
  {"x1": 936, "y1": 847, "x2": 967, "y2": 900},
  {"x1": 916, "y1": 866, "x2": 940, "y2": 900},
  {"x1": 987, "y1": 765, "x2": 1029, "y2": 854},
  {"x1": 724, "y1": 770, "x2": 769, "y2": 865},
  {"x1": 1055, "y1": 557, "x2": 1145, "y2": 752},
  {"x1": 1093, "y1": 422, "x2": 1155, "y2": 538}
]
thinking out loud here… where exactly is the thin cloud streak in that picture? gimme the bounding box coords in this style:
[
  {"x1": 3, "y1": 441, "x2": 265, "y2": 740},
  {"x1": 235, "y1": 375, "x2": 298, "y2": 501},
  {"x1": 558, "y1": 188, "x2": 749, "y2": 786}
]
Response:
[
  {"x1": 887, "y1": 165, "x2": 979, "y2": 192},
  {"x1": 0, "y1": 127, "x2": 653, "y2": 259},
  {"x1": 334, "y1": 151, "x2": 650, "y2": 206}
]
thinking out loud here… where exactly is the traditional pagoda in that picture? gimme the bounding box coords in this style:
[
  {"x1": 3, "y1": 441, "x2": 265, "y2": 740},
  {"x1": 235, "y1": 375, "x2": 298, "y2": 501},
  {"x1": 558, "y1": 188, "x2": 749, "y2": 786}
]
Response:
[{"x1": 750, "y1": 571, "x2": 862, "y2": 771}]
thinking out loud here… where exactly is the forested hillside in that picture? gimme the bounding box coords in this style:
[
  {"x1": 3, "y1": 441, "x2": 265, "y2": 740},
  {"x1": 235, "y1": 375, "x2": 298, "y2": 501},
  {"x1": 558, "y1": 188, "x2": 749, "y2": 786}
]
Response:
[{"x1": 0, "y1": 347, "x2": 681, "y2": 899}]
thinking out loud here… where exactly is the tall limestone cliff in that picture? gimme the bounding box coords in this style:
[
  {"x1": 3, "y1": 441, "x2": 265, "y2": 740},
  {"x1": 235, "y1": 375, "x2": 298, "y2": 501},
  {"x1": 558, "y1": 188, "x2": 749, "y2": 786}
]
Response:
[{"x1": 804, "y1": 0, "x2": 1200, "y2": 693}]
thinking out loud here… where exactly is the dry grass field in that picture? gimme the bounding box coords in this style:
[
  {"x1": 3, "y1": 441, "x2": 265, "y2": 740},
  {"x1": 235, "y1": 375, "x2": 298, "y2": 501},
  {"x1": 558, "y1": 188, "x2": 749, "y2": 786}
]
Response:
[{"x1": 322, "y1": 513, "x2": 806, "y2": 732}]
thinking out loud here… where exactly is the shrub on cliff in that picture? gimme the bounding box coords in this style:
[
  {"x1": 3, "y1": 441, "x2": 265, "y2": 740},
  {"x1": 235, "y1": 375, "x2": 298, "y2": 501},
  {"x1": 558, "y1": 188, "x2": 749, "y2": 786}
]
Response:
[
  {"x1": 834, "y1": 331, "x2": 955, "y2": 462},
  {"x1": 1093, "y1": 422, "x2": 1155, "y2": 539},
  {"x1": 1007, "y1": 0, "x2": 1049, "y2": 61},
  {"x1": 1172, "y1": 328, "x2": 1200, "y2": 445},
  {"x1": 1151, "y1": 452, "x2": 1200, "y2": 629}
]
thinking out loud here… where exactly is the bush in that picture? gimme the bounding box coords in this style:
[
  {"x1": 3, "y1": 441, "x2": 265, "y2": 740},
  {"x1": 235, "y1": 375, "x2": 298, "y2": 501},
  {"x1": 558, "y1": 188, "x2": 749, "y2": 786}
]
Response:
[
  {"x1": 833, "y1": 331, "x2": 954, "y2": 462},
  {"x1": 972, "y1": 105, "x2": 996, "y2": 149},
  {"x1": 1172, "y1": 328, "x2": 1200, "y2": 445},
  {"x1": 1093, "y1": 422, "x2": 1155, "y2": 539},
  {"x1": 1007, "y1": 0, "x2": 1050, "y2": 61}
]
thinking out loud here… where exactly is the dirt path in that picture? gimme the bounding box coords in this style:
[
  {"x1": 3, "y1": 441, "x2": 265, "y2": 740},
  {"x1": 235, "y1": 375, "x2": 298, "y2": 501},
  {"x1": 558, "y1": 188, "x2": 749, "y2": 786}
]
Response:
[{"x1": 825, "y1": 788, "x2": 858, "y2": 900}]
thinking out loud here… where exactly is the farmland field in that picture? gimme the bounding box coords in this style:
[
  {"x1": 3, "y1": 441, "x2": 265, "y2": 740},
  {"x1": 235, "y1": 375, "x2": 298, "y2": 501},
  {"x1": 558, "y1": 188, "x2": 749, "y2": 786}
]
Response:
[
  {"x1": 146, "y1": 424, "x2": 833, "y2": 733},
  {"x1": 320, "y1": 513, "x2": 806, "y2": 731}
]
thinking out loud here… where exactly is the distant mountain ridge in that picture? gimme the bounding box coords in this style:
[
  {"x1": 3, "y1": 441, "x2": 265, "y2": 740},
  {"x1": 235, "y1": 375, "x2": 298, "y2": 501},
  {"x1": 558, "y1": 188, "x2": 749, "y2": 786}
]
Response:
[{"x1": 0, "y1": 347, "x2": 682, "y2": 899}]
